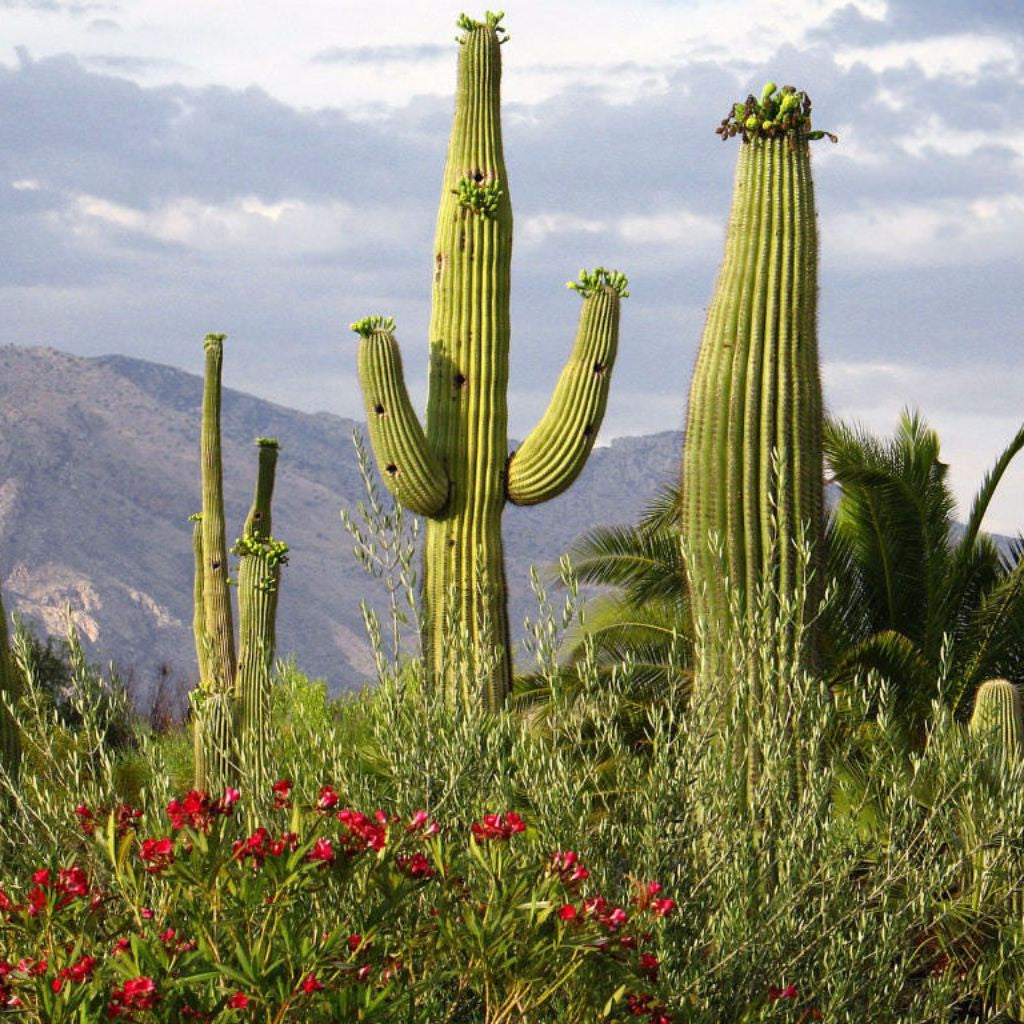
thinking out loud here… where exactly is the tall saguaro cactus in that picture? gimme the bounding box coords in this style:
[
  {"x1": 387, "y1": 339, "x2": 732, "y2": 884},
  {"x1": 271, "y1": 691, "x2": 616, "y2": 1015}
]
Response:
[
  {"x1": 352, "y1": 12, "x2": 627, "y2": 710},
  {"x1": 192, "y1": 336, "x2": 287, "y2": 791},
  {"x1": 682, "y1": 84, "x2": 834, "y2": 701}
]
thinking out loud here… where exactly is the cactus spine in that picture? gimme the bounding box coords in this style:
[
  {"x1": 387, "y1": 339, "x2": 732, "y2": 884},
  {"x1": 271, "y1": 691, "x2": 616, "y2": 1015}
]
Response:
[
  {"x1": 682, "y1": 84, "x2": 832, "y2": 702},
  {"x1": 192, "y1": 336, "x2": 285, "y2": 790},
  {"x1": 353, "y1": 13, "x2": 626, "y2": 711}
]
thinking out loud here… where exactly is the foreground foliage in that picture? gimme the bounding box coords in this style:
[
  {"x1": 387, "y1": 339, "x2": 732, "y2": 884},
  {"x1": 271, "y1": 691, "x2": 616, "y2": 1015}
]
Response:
[{"x1": 4, "y1": 572, "x2": 1024, "y2": 1021}]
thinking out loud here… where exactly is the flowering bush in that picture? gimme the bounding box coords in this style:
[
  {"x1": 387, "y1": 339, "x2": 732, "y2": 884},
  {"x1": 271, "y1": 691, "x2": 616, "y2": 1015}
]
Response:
[{"x1": 0, "y1": 786, "x2": 675, "y2": 1022}]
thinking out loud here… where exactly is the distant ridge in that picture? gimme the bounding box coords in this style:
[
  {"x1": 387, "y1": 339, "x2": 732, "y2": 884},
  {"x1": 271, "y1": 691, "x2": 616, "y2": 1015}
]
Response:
[{"x1": 0, "y1": 345, "x2": 684, "y2": 697}]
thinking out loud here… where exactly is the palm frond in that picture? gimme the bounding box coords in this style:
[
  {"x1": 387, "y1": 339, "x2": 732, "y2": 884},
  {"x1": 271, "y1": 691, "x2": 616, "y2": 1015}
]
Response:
[{"x1": 562, "y1": 522, "x2": 685, "y2": 606}]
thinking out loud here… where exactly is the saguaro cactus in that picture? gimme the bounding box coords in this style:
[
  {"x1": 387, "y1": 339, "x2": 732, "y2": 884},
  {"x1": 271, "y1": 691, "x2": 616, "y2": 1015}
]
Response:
[
  {"x1": 234, "y1": 438, "x2": 287, "y2": 787},
  {"x1": 192, "y1": 336, "x2": 286, "y2": 790},
  {"x1": 969, "y1": 677, "x2": 1024, "y2": 768},
  {"x1": 682, "y1": 84, "x2": 834, "y2": 700},
  {"x1": 352, "y1": 12, "x2": 627, "y2": 710}
]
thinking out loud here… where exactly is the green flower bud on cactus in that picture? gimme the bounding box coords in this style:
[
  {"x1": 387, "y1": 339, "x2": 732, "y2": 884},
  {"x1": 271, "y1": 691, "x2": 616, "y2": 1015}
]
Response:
[{"x1": 350, "y1": 14, "x2": 626, "y2": 710}]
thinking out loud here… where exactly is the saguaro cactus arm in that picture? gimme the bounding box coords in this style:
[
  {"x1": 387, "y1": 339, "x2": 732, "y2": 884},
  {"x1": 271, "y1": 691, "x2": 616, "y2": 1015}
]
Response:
[
  {"x1": 189, "y1": 512, "x2": 211, "y2": 687},
  {"x1": 352, "y1": 317, "x2": 449, "y2": 517},
  {"x1": 507, "y1": 269, "x2": 628, "y2": 506}
]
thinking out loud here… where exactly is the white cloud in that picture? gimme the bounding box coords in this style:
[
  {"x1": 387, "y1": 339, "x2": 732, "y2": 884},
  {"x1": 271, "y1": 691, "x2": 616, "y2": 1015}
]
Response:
[
  {"x1": 3, "y1": 0, "x2": 874, "y2": 110},
  {"x1": 520, "y1": 207, "x2": 721, "y2": 254},
  {"x1": 835, "y1": 33, "x2": 1020, "y2": 78},
  {"x1": 826, "y1": 194, "x2": 1024, "y2": 268},
  {"x1": 50, "y1": 192, "x2": 423, "y2": 258}
]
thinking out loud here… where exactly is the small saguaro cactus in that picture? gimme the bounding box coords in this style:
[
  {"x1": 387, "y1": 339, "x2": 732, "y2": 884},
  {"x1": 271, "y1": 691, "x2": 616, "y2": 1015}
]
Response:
[
  {"x1": 352, "y1": 12, "x2": 627, "y2": 711},
  {"x1": 969, "y1": 678, "x2": 1024, "y2": 768},
  {"x1": 0, "y1": 584, "x2": 20, "y2": 777},
  {"x1": 191, "y1": 335, "x2": 286, "y2": 791},
  {"x1": 234, "y1": 438, "x2": 287, "y2": 788},
  {"x1": 682, "y1": 83, "x2": 834, "y2": 703}
]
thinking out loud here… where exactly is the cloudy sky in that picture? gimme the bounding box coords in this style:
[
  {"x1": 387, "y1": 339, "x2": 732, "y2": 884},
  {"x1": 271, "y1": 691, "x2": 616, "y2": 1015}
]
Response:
[{"x1": 3, "y1": 0, "x2": 1023, "y2": 532}]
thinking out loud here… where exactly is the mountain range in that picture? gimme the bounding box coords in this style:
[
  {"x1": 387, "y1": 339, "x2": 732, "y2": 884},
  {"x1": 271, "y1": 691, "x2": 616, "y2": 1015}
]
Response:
[{"x1": 0, "y1": 345, "x2": 683, "y2": 701}]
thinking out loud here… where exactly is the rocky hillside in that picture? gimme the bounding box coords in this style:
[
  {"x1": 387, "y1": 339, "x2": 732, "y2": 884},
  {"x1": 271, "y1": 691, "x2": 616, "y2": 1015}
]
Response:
[{"x1": 0, "y1": 345, "x2": 684, "y2": 699}]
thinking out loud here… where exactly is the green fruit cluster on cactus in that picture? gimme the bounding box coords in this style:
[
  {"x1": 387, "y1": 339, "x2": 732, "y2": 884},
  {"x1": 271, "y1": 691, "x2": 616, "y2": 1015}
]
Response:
[
  {"x1": 682, "y1": 82, "x2": 829, "y2": 703},
  {"x1": 969, "y1": 678, "x2": 1024, "y2": 767},
  {"x1": 191, "y1": 336, "x2": 285, "y2": 791},
  {"x1": 352, "y1": 13, "x2": 627, "y2": 711}
]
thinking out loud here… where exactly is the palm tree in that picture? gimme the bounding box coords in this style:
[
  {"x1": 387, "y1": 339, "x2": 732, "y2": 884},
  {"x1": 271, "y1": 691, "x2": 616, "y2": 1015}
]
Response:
[
  {"x1": 823, "y1": 409, "x2": 1024, "y2": 736},
  {"x1": 514, "y1": 485, "x2": 692, "y2": 716}
]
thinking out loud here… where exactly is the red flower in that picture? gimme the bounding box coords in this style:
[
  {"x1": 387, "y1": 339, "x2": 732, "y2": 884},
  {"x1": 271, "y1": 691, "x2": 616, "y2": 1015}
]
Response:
[
  {"x1": 167, "y1": 790, "x2": 215, "y2": 832},
  {"x1": 227, "y1": 991, "x2": 251, "y2": 1009},
  {"x1": 218, "y1": 787, "x2": 241, "y2": 814},
  {"x1": 272, "y1": 779, "x2": 292, "y2": 810},
  {"x1": 299, "y1": 974, "x2": 324, "y2": 995},
  {"x1": 407, "y1": 809, "x2": 439, "y2": 834},
  {"x1": 317, "y1": 786, "x2": 339, "y2": 810},
  {"x1": 306, "y1": 838, "x2": 335, "y2": 864},
  {"x1": 769, "y1": 983, "x2": 798, "y2": 1001},
  {"x1": 139, "y1": 837, "x2": 175, "y2": 875},
  {"x1": 107, "y1": 975, "x2": 158, "y2": 1017},
  {"x1": 470, "y1": 812, "x2": 525, "y2": 842},
  {"x1": 550, "y1": 850, "x2": 590, "y2": 886},
  {"x1": 639, "y1": 953, "x2": 660, "y2": 980},
  {"x1": 397, "y1": 852, "x2": 435, "y2": 879},
  {"x1": 32, "y1": 868, "x2": 50, "y2": 886},
  {"x1": 650, "y1": 897, "x2": 676, "y2": 918},
  {"x1": 557, "y1": 904, "x2": 577, "y2": 920},
  {"x1": 347, "y1": 933, "x2": 362, "y2": 952},
  {"x1": 66, "y1": 956, "x2": 97, "y2": 984},
  {"x1": 336, "y1": 808, "x2": 387, "y2": 853}
]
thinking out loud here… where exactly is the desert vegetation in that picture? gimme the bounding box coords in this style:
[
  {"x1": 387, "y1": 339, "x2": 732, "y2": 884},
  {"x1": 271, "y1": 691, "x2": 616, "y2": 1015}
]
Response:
[{"x1": 1, "y1": 10, "x2": 1024, "y2": 1023}]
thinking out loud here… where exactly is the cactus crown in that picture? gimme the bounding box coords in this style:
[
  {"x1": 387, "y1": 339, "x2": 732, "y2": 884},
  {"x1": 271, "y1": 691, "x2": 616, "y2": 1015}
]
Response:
[
  {"x1": 350, "y1": 316, "x2": 396, "y2": 338},
  {"x1": 255, "y1": 437, "x2": 280, "y2": 449},
  {"x1": 456, "y1": 11, "x2": 507, "y2": 40},
  {"x1": 567, "y1": 267, "x2": 630, "y2": 299},
  {"x1": 716, "y1": 82, "x2": 837, "y2": 145},
  {"x1": 203, "y1": 332, "x2": 226, "y2": 349}
]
